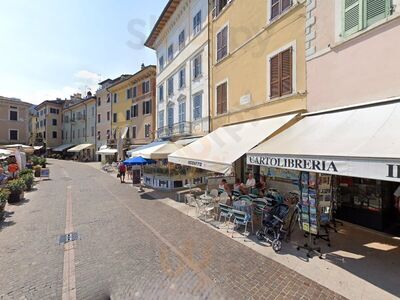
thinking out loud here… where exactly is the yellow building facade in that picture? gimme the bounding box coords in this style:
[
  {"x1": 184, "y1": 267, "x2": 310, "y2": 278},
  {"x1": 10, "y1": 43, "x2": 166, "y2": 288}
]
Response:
[
  {"x1": 109, "y1": 65, "x2": 156, "y2": 151},
  {"x1": 210, "y1": 0, "x2": 307, "y2": 130}
]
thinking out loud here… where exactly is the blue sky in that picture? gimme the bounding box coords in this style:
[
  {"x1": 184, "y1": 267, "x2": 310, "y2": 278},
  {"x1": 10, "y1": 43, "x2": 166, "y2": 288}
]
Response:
[{"x1": 0, "y1": 0, "x2": 166, "y2": 104}]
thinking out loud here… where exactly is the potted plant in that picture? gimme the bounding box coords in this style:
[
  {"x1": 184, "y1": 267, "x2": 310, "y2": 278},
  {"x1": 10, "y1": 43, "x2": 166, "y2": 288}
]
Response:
[
  {"x1": 6, "y1": 179, "x2": 26, "y2": 203},
  {"x1": 21, "y1": 173, "x2": 34, "y2": 191},
  {"x1": 0, "y1": 189, "x2": 9, "y2": 212},
  {"x1": 33, "y1": 165, "x2": 41, "y2": 177},
  {"x1": 19, "y1": 168, "x2": 33, "y2": 177},
  {"x1": 31, "y1": 156, "x2": 40, "y2": 166},
  {"x1": 39, "y1": 157, "x2": 47, "y2": 168}
]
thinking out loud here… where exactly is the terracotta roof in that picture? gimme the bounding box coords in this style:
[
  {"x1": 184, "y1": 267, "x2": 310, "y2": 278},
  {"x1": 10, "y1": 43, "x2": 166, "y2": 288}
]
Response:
[{"x1": 145, "y1": 0, "x2": 181, "y2": 49}]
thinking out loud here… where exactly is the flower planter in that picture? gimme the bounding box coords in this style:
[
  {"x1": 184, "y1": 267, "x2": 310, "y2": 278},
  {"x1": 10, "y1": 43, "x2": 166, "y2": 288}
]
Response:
[
  {"x1": 8, "y1": 192, "x2": 22, "y2": 203},
  {"x1": 34, "y1": 169, "x2": 41, "y2": 177},
  {"x1": 0, "y1": 201, "x2": 6, "y2": 212}
]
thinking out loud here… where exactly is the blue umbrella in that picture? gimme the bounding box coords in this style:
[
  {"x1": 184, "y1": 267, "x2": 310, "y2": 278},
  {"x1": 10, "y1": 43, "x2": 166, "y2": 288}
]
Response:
[{"x1": 123, "y1": 156, "x2": 155, "y2": 166}]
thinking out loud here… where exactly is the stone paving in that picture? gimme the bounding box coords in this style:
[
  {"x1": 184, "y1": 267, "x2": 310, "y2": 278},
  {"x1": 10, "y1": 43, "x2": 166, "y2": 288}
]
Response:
[{"x1": 0, "y1": 159, "x2": 345, "y2": 299}]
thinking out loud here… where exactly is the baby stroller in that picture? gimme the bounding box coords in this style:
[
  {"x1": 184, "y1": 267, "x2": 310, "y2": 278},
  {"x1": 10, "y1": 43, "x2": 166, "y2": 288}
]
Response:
[{"x1": 256, "y1": 203, "x2": 290, "y2": 252}]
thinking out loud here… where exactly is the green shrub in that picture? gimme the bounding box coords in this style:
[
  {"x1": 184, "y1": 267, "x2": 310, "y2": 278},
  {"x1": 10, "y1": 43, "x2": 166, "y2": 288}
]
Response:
[
  {"x1": 6, "y1": 179, "x2": 26, "y2": 194},
  {"x1": 19, "y1": 169, "x2": 33, "y2": 177},
  {"x1": 0, "y1": 189, "x2": 10, "y2": 209},
  {"x1": 21, "y1": 174, "x2": 34, "y2": 191},
  {"x1": 31, "y1": 156, "x2": 40, "y2": 166}
]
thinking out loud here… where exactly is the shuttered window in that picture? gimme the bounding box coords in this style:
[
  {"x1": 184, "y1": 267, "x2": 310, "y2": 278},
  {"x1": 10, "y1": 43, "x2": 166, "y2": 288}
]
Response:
[
  {"x1": 216, "y1": 82, "x2": 227, "y2": 115},
  {"x1": 217, "y1": 26, "x2": 228, "y2": 61},
  {"x1": 269, "y1": 47, "x2": 293, "y2": 99},
  {"x1": 343, "y1": 0, "x2": 391, "y2": 37},
  {"x1": 270, "y1": 0, "x2": 293, "y2": 20}
]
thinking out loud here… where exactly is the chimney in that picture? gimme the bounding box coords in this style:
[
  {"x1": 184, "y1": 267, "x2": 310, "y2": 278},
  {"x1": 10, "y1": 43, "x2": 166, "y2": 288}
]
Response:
[
  {"x1": 87, "y1": 91, "x2": 92, "y2": 98},
  {"x1": 141, "y1": 63, "x2": 145, "y2": 70}
]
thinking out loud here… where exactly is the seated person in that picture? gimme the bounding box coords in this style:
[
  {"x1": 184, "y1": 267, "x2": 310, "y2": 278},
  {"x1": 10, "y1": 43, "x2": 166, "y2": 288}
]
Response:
[
  {"x1": 233, "y1": 178, "x2": 242, "y2": 192},
  {"x1": 245, "y1": 173, "x2": 256, "y2": 188},
  {"x1": 0, "y1": 167, "x2": 8, "y2": 185},
  {"x1": 218, "y1": 179, "x2": 230, "y2": 194}
]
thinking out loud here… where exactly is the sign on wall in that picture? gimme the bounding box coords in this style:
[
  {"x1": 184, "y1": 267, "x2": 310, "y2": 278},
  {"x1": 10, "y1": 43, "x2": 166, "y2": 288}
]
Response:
[{"x1": 247, "y1": 154, "x2": 400, "y2": 183}]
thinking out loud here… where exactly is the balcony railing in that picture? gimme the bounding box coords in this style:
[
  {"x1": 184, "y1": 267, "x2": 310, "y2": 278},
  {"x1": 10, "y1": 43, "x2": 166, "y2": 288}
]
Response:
[{"x1": 157, "y1": 122, "x2": 191, "y2": 139}]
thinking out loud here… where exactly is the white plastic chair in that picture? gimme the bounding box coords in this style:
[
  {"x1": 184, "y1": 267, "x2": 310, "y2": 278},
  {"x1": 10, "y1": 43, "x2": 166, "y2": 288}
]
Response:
[{"x1": 195, "y1": 197, "x2": 215, "y2": 221}]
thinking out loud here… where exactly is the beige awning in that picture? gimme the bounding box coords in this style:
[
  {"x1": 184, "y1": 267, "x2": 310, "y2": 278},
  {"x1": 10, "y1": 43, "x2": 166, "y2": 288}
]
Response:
[
  {"x1": 168, "y1": 113, "x2": 299, "y2": 174},
  {"x1": 67, "y1": 143, "x2": 93, "y2": 153},
  {"x1": 247, "y1": 101, "x2": 400, "y2": 182},
  {"x1": 128, "y1": 141, "x2": 182, "y2": 160},
  {"x1": 96, "y1": 148, "x2": 118, "y2": 155},
  {"x1": 53, "y1": 144, "x2": 75, "y2": 152}
]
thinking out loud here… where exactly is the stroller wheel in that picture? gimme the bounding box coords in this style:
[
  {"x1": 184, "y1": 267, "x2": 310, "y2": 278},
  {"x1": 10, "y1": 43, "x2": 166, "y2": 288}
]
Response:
[
  {"x1": 256, "y1": 230, "x2": 265, "y2": 241},
  {"x1": 272, "y1": 240, "x2": 282, "y2": 252}
]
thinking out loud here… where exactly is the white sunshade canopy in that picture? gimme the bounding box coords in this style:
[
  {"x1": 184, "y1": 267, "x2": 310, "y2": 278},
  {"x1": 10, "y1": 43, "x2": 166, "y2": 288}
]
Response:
[
  {"x1": 96, "y1": 148, "x2": 118, "y2": 155},
  {"x1": 168, "y1": 114, "x2": 299, "y2": 174},
  {"x1": 53, "y1": 144, "x2": 75, "y2": 152},
  {"x1": 0, "y1": 149, "x2": 13, "y2": 156},
  {"x1": 67, "y1": 143, "x2": 93, "y2": 153},
  {"x1": 129, "y1": 141, "x2": 182, "y2": 160},
  {"x1": 247, "y1": 101, "x2": 400, "y2": 182}
]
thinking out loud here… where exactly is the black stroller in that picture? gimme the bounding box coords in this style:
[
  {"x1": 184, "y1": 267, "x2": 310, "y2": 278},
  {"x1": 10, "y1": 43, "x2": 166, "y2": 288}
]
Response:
[{"x1": 256, "y1": 203, "x2": 290, "y2": 252}]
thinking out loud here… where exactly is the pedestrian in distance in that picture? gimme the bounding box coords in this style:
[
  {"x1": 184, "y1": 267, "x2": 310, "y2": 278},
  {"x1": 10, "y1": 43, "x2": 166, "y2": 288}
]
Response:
[{"x1": 118, "y1": 160, "x2": 126, "y2": 183}]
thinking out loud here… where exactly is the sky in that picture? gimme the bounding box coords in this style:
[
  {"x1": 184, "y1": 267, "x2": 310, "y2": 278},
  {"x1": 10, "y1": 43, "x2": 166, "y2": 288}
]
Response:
[{"x1": 0, "y1": 0, "x2": 166, "y2": 104}]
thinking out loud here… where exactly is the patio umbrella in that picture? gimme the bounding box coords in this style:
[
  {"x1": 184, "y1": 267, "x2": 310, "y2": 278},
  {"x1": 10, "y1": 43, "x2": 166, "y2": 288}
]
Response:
[{"x1": 123, "y1": 156, "x2": 155, "y2": 192}]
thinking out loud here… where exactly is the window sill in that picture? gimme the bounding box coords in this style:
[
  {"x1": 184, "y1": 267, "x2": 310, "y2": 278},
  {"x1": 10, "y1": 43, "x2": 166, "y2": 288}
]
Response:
[
  {"x1": 215, "y1": 54, "x2": 230, "y2": 66},
  {"x1": 214, "y1": 112, "x2": 228, "y2": 118},
  {"x1": 267, "y1": 2, "x2": 303, "y2": 28},
  {"x1": 212, "y1": 1, "x2": 234, "y2": 22},
  {"x1": 267, "y1": 91, "x2": 303, "y2": 103},
  {"x1": 332, "y1": 13, "x2": 400, "y2": 50},
  {"x1": 193, "y1": 75, "x2": 203, "y2": 82}
]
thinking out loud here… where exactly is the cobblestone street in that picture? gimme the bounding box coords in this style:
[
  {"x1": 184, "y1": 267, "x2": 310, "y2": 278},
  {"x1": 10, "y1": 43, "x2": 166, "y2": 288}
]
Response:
[{"x1": 0, "y1": 160, "x2": 345, "y2": 299}]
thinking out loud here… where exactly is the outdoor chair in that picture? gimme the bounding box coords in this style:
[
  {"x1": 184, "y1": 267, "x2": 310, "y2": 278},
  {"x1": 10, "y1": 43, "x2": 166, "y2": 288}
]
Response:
[
  {"x1": 252, "y1": 198, "x2": 268, "y2": 227},
  {"x1": 238, "y1": 195, "x2": 253, "y2": 202},
  {"x1": 218, "y1": 188, "x2": 225, "y2": 195},
  {"x1": 218, "y1": 203, "x2": 233, "y2": 231},
  {"x1": 219, "y1": 192, "x2": 229, "y2": 204},
  {"x1": 195, "y1": 197, "x2": 215, "y2": 222},
  {"x1": 232, "y1": 190, "x2": 241, "y2": 200},
  {"x1": 185, "y1": 194, "x2": 197, "y2": 216},
  {"x1": 231, "y1": 209, "x2": 253, "y2": 238},
  {"x1": 209, "y1": 189, "x2": 219, "y2": 198}
]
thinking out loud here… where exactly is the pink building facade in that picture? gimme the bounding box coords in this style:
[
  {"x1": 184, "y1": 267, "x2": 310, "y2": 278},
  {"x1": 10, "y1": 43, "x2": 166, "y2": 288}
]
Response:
[{"x1": 305, "y1": 0, "x2": 400, "y2": 111}]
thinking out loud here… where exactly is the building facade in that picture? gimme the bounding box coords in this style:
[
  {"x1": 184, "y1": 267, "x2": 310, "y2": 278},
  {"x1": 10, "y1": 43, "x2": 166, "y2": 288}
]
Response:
[
  {"x1": 28, "y1": 107, "x2": 39, "y2": 146},
  {"x1": 306, "y1": 0, "x2": 400, "y2": 111},
  {"x1": 209, "y1": 0, "x2": 307, "y2": 130},
  {"x1": 145, "y1": 0, "x2": 210, "y2": 140},
  {"x1": 0, "y1": 96, "x2": 33, "y2": 145},
  {"x1": 109, "y1": 66, "x2": 156, "y2": 156},
  {"x1": 62, "y1": 93, "x2": 96, "y2": 160},
  {"x1": 34, "y1": 99, "x2": 65, "y2": 148}
]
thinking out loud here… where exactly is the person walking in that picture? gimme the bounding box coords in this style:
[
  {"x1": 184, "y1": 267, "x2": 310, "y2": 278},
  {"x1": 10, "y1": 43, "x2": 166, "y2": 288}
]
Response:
[{"x1": 118, "y1": 161, "x2": 126, "y2": 183}]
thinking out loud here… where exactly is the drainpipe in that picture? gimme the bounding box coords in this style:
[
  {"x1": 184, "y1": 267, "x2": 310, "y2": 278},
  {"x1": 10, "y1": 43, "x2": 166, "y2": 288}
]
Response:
[{"x1": 207, "y1": 1, "x2": 212, "y2": 133}]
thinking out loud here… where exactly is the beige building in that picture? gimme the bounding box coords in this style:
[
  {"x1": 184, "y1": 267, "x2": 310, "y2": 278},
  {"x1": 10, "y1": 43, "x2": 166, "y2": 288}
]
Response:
[
  {"x1": 28, "y1": 107, "x2": 39, "y2": 146},
  {"x1": 109, "y1": 65, "x2": 156, "y2": 154},
  {"x1": 35, "y1": 99, "x2": 65, "y2": 149},
  {"x1": 210, "y1": 0, "x2": 307, "y2": 130},
  {"x1": 0, "y1": 96, "x2": 33, "y2": 145}
]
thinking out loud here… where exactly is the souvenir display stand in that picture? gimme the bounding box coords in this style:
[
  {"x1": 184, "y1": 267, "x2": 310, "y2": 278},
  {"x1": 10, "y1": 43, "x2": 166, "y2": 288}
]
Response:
[{"x1": 296, "y1": 172, "x2": 333, "y2": 258}]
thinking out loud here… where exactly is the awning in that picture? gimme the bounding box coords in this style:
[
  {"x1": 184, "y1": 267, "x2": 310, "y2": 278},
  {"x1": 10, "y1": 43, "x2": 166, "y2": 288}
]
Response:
[
  {"x1": 247, "y1": 101, "x2": 400, "y2": 182},
  {"x1": 33, "y1": 146, "x2": 43, "y2": 150},
  {"x1": 96, "y1": 148, "x2": 117, "y2": 155},
  {"x1": 67, "y1": 143, "x2": 93, "y2": 153},
  {"x1": 52, "y1": 144, "x2": 75, "y2": 152},
  {"x1": 175, "y1": 137, "x2": 200, "y2": 146},
  {"x1": 168, "y1": 113, "x2": 299, "y2": 174},
  {"x1": 128, "y1": 141, "x2": 182, "y2": 160}
]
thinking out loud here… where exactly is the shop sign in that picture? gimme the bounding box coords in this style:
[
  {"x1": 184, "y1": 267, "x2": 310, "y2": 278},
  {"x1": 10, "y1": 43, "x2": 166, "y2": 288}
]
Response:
[
  {"x1": 40, "y1": 168, "x2": 50, "y2": 178},
  {"x1": 247, "y1": 154, "x2": 400, "y2": 183}
]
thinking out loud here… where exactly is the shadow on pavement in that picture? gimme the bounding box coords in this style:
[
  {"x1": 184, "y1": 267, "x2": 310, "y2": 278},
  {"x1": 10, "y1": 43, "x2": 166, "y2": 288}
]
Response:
[{"x1": 0, "y1": 210, "x2": 16, "y2": 230}]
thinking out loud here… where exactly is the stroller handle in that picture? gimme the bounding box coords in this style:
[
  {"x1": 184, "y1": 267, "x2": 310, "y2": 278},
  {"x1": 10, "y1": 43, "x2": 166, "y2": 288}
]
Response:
[{"x1": 273, "y1": 215, "x2": 284, "y2": 223}]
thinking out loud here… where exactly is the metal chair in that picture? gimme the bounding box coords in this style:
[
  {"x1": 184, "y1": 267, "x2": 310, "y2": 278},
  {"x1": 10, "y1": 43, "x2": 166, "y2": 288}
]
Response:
[
  {"x1": 252, "y1": 198, "x2": 268, "y2": 227},
  {"x1": 238, "y1": 195, "x2": 253, "y2": 202},
  {"x1": 209, "y1": 189, "x2": 219, "y2": 198},
  {"x1": 219, "y1": 192, "x2": 229, "y2": 204},
  {"x1": 195, "y1": 197, "x2": 215, "y2": 221},
  {"x1": 185, "y1": 194, "x2": 197, "y2": 215},
  {"x1": 232, "y1": 190, "x2": 241, "y2": 200},
  {"x1": 231, "y1": 209, "x2": 253, "y2": 238},
  {"x1": 218, "y1": 203, "x2": 233, "y2": 231}
]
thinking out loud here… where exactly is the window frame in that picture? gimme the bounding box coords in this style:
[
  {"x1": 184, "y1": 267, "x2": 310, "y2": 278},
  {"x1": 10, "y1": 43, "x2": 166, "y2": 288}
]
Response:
[
  {"x1": 216, "y1": 24, "x2": 229, "y2": 62},
  {"x1": 9, "y1": 129, "x2": 18, "y2": 141},
  {"x1": 144, "y1": 123, "x2": 151, "y2": 138},
  {"x1": 159, "y1": 84, "x2": 164, "y2": 102},
  {"x1": 131, "y1": 126, "x2": 137, "y2": 139},
  {"x1": 168, "y1": 44, "x2": 174, "y2": 62},
  {"x1": 113, "y1": 113, "x2": 117, "y2": 123},
  {"x1": 179, "y1": 68, "x2": 186, "y2": 89},
  {"x1": 9, "y1": 108, "x2": 18, "y2": 121},
  {"x1": 143, "y1": 100, "x2": 152, "y2": 115},
  {"x1": 215, "y1": 80, "x2": 228, "y2": 116},
  {"x1": 193, "y1": 10, "x2": 202, "y2": 36},
  {"x1": 168, "y1": 76, "x2": 174, "y2": 96},
  {"x1": 193, "y1": 54, "x2": 202, "y2": 79},
  {"x1": 178, "y1": 30, "x2": 185, "y2": 51},
  {"x1": 158, "y1": 110, "x2": 165, "y2": 129},
  {"x1": 192, "y1": 92, "x2": 203, "y2": 121},
  {"x1": 269, "y1": 0, "x2": 293, "y2": 22},
  {"x1": 142, "y1": 80, "x2": 150, "y2": 94}
]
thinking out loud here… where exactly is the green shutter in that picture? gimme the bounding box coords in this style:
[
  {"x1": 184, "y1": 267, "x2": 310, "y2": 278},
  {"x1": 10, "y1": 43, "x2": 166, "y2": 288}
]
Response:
[
  {"x1": 365, "y1": 0, "x2": 390, "y2": 26},
  {"x1": 343, "y1": 0, "x2": 362, "y2": 36}
]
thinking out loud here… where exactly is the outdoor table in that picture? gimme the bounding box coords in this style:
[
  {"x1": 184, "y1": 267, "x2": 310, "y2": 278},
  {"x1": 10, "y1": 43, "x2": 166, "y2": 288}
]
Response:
[{"x1": 200, "y1": 194, "x2": 213, "y2": 204}]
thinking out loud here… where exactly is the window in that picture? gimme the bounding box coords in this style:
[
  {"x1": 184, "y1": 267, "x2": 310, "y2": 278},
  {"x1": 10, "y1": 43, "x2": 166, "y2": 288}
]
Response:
[
  {"x1": 107, "y1": 111, "x2": 110, "y2": 121},
  {"x1": 216, "y1": 82, "x2": 228, "y2": 115},
  {"x1": 9, "y1": 110, "x2": 18, "y2": 121},
  {"x1": 168, "y1": 44, "x2": 174, "y2": 62},
  {"x1": 126, "y1": 128, "x2": 130, "y2": 139},
  {"x1": 159, "y1": 84, "x2": 164, "y2": 102},
  {"x1": 193, "y1": 93, "x2": 202, "y2": 120},
  {"x1": 193, "y1": 10, "x2": 202, "y2": 35},
  {"x1": 179, "y1": 101, "x2": 186, "y2": 123},
  {"x1": 52, "y1": 131, "x2": 57, "y2": 139},
  {"x1": 158, "y1": 110, "x2": 164, "y2": 128},
  {"x1": 144, "y1": 124, "x2": 151, "y2": 138},
  {"x1": 179, "y1": 30, "x2": 185, "y2": 50},
  {"x1": 98, "y1": 97, "x2": 101, "y2": 106},
  {"x1": 72, "y1": 130, "x2": 74, "y2": 139},
  {"x1": 270, "y1": 0, "x2": 293, "y2": 20},
  {"x1": 143, "y1": 81, "x2": 150, "y2": 94},
  {"x1": 126, "y1": 110, "x2": 131, "y2": 120},
  {"x1": 179, "y1": 68, "x2": 186, "y2": 89},
  {"x1": 107, "y1": 94, "x2": 111, "y2": 103},
  {"x1": 131, "y1": 126, "x2": 137, "y2": 139},
  {"x1": 343, "y1": 0, "x2": 391, "y2": 37},
  {"x1": 113, "y1": 113, "x2": 117, "y2": 123},
  {"x1": 159, "y1": 56, "x2": 164, "y2": 71},
  {"x1": 133, "y1": 86, "x2": 137, "y2": 98},
  {"x1": 113, "y1": 93, "x2": 118, "y2": 103},
  {"x1": 44, "y1": 131, "x2": 46, "y2": 139},
  {"x1": 91, "y1": 126, "x2": 94, "y2": 137},
  {"x1": 62, "y1": 130, "x2": 64, "y2": 140},
  {"x1": 91, "y1": 106, "x2": 95, "y2": 117},
  {"x1": 52, "y1": 119, "x2": 57, "y2": 126},
  {"x1": 97, "y1": 131, "x2": 101, "y2": 140},
  {"x1": 65, "y1": 131, "x2": 68, "y2": 140},
  {"x1": 270, "y1": 47, "x2": 293, "y2": 98},
  {"x1": 215, "y1": 0, "x2": 230, "y2": 17},
  {"x1": 9, "y1": 130, "x2": 18, "y2": 141},
  {"x1": 44, "y1": 119, "x2": 46, "y2": 126},
  {"x1": 50, "y1": 108, "x2": 58, "y2": 114},
  {"x1": 78, "y1": 129, "x2": 80, "y2": 138},
  {"x1": 127, "y1": 88, "x2": 132, "y2": 99},
  {"x1": 98, "y1": 114, "x2": 101, "y2": 123},
  {"x1": 193, "y1": 55, "x2": 202, "y2": 79},
  {"x1": 168, "y1": 77, "x2": 174, "y2": 96},
  {"x1": 217, "y1": 26, "x2": 228, "y2": 61},
  {"x1": 143, "y1": 100, "x2": 151, "y2": 115},
  {"x1": 131, "y1": 104, "x2": 138, "y2": 118},
  {"x1": 167, "y1": 107, "x2": 174, "y2": 130}
]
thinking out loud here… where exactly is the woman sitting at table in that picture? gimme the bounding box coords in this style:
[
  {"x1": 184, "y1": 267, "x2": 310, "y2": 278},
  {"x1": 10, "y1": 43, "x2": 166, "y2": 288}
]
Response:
[
  {"x1": 218, "y1": 179, "x2": 230, "y2": 194},
  {"x1": 233, "y1": 178, "x2": 242, "y2": 192}
]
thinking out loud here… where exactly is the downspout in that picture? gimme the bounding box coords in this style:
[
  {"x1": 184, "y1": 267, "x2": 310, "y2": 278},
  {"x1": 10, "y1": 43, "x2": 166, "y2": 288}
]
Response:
[{"x1": 207, "y1": 0, "x2": 212, "y2": 133}]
